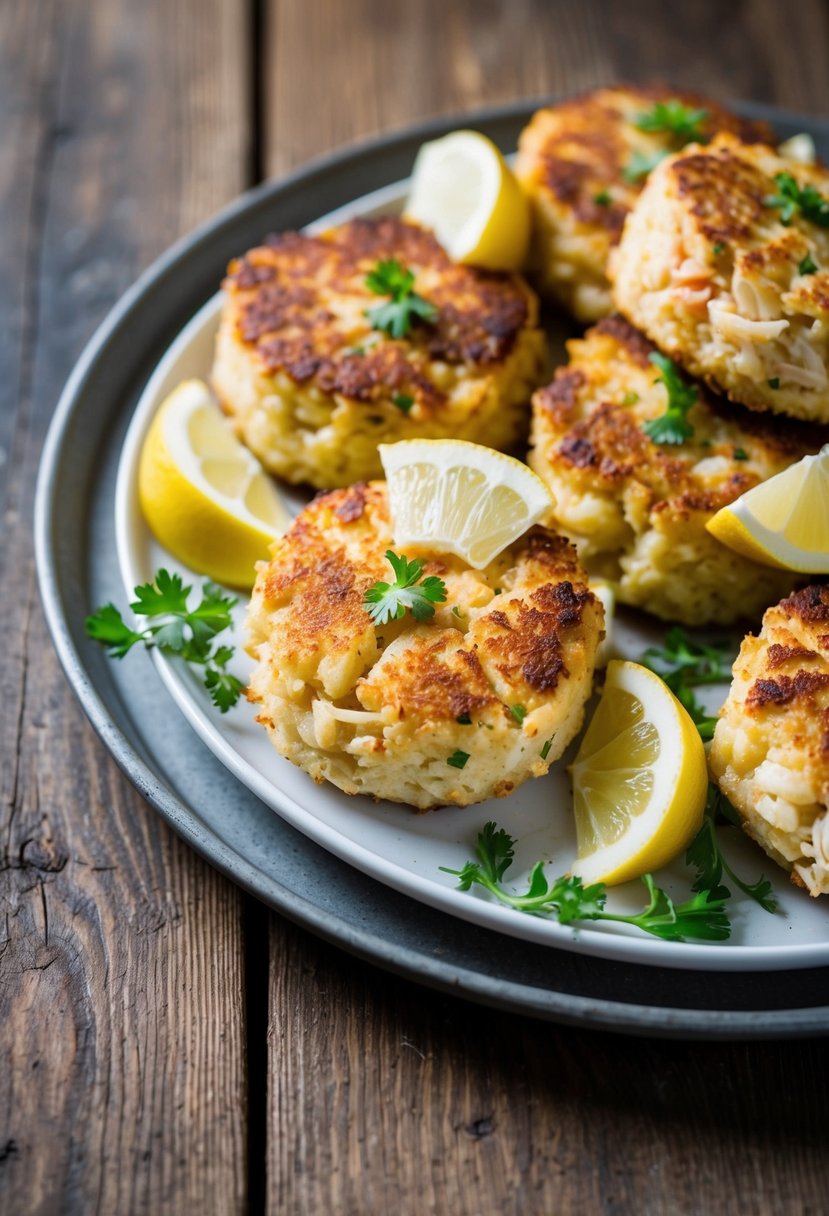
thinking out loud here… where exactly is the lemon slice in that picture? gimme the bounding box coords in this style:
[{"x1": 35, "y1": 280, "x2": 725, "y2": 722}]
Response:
[
  {"x1": 404, "y1": 130, "x2": 530, "y2": 271},
  {"x1": 379, "y1": 439, "x2": 554, "y2": 569},
  {"x1": 570, "y1": 660, "x2": 708, "y2": 887},
  {"x1": 138, "y1": 379, "x2": 290, "y2": 588},
  {"x1": 706, "y1": 444, "x2": 829, "y2": 572}
]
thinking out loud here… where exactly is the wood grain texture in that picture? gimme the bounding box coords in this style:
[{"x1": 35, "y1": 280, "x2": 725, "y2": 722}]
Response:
[
  {"x1": 268, "y1": 924, "x2": 829, "y2": 1216},
  {"x1": 262, "y1": 2, "x2": 829, "y2": 1213},
  {"x1": 262, "y1": 0, "x2": 829, "y2": 178},
  {"x1": 0, "y1": 1, "x2": 251, "y2": 1211}
]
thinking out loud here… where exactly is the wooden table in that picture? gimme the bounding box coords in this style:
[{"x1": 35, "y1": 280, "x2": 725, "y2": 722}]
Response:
[{"x1": 3, "y1": 2, "x2": 829, "y2": 1211}]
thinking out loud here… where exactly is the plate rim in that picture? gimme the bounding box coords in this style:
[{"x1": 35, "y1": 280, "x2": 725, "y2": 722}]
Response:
[{"x1": 34, "y1": 98, "x2": 829, "y2": 1037}]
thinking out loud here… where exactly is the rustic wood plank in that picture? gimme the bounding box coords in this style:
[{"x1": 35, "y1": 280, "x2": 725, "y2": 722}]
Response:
[
  {"x1": 262, "y1": 2, "x2": 829, "y2": 1212},
  {"x1": 0, "y1": 1, "x2": 251, "y2": 1211},
  {"x1": 268, "y1": 925, "x2": 829, "y2": 1216},
  {"x1": 262, "y1": 0, "x2": 829, "y2": 179}
]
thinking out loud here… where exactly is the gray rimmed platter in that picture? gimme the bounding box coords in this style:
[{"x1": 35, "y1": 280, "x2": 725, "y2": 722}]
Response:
[{"x1": 35, "y1": 99, "x2": 829, "y2": 1039}]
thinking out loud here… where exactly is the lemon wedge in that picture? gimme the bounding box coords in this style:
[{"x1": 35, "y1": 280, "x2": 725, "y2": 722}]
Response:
[
  {"x1": 379, "y1": 439, "x2": 554, "y2": 569},
  {"x1": 706, "y1": 444, "x2": 829, "y2": 572},
  {"x1": 570, "y1": 660, "x2": 708, "y2": 887},
  {"x1": 138, "y1": 379, "x2": 290, "y2": 588},
  {"x1": 404, "y1": 130, "x2": 530, "y2": 271}
]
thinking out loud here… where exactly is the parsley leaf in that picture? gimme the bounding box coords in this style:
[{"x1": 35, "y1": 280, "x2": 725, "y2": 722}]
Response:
[
  {"x1": 639, "y1": 626, "x2": 737, "y2": 741},
  {"x1": 633, "y1": 99, "x2": 709, "y2": 143},
  {"x1": 623, "y1": 148, "x2": 669, "y2": 184},
  {"x1": 447, "y1": 749, "x2": 470, "y2": 769},
  {"x1": 85, "y1": 570, "x2": 244, "y2": 712},
  {"x1": 593, "y1": 189, "x2": 612, "y2": 206},
  {"x1": 764, "y1": 172, "x2": 829, "y2": 227},
  {"x1": 798, "y1": 253, "x2": 819, "y2": 275},
  {"x1": 643, "y1": 352, "x2": 698, "y2": 444},
  {"x1": 686, "y1": 785, "x2": 778, "y2": 912},
  {"x1": 392, "y1": 392, "x2": 415, "y2": 413},
  {"x1": 363, "y1": 550, "x2": 447, "y2": 626},
  {"x1": 441, "y1": 822, "x2": 731, "y2": 942},
  {"x1": 365, "y1": 259, "x2": 438, "y2": 339}
]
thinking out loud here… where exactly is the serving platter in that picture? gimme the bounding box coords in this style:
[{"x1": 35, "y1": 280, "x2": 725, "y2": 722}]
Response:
[{"x1": 35, "y1": 100, "x2": 829, "y2": 1036}]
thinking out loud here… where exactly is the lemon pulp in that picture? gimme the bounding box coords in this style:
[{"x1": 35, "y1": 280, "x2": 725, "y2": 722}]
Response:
[
  {"x1": 379, "y1": 438, "x2": 554, "y2": 569},
  {"x1": 404, "y1": 130, "x2": 530, "y2": 271},
  {"x1": 138, "y1": 379, "x2": 290, "y2": 587},
  {"x1": 571, "y1": 661, "x2": 708, "y2": 886}
]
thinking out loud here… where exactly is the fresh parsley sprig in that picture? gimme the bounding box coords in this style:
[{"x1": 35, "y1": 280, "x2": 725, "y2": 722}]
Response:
[
  {"x1": 639, "y1": 626, "x2": 737, "y2": 740},
  {"x1": 440, "y1": 822, "x2": 731, "y2": 942},
  {"x1": 364, "y1": 550, "x2": 447, "y2": 626},
  {"x1": 364, "y1": 259, "x2": 438, "y2": 339},
  {"x1": 633, "y1": 99, "x2": 709, "y2": 143},
  {"x1": 764, "y1": 172, "x2": 829, "y2": 228},
  {"x1": 85, "y1": 569, "x2": 245, "y2": 712},
  {"x1": 623, "y1": 149, "x2": 669, "y2": 184},
  {"x1": 623, "y1": 100, "x2": 709, "y2": 183},
  {"x1": 687, "y1": 785, "x2": 778, "y2": 912},
  {"x1": 643, "y1": 352, "x2": 698, "y2": 445}
]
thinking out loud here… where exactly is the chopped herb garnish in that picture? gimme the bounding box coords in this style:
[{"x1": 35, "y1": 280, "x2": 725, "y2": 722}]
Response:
[
  {"x1": 687, "y1": 786, "x2": 778, "y2": 912},
  {"x1": 364, "y1": 550, "x2": 447, "y2": 626},
  {"x1": 392, "y1": 392, "x2": 415, "y2": 413},
  {"x1": 634, "y1": 99, "x2": 709, "y2": 143},
  {"x1": 643, "y1": 352, "x2": 698, "y2": 445},
  {"x1": 447, "y1": 750, "x2": 470, "y2": 769},
  {"x1": 640, "y1": 626, "x2": 737, "y2": 741},
  {"x1": 593, "y1": 189, "x2": 612, "y2": 206},
  {"x1": 798, "y1": 253, "x2": 819, "y2": 275},
  {"x1": 365, "y1": 259, "x2": 438, "y2": 338},
  {"x1": 440, "y1": 822, "x2": 731, "y2": 943},
  {"x1": 622, "y1": 391, "x2": 640, "y2": 406},
  {"x1": 712, "y1": 241, "x2": 726, "y2": 255},
  {"x1": 494, "y1": 588, "x2": 502, "y2": 596},
  {"x1": 623, "y1": 148, "x2": 668, "y2": 184},
  {"x1": 456, "y1": 714, "x2": 472, "y2": 725},
  {"x1": 733, "y1": 447, "x2": 748, "y2": 461},
  {"x1": 764, "y1": 171, "x2": 829, "y2": 227},
  {"x1": 85, "y1": 569, "x2": 244, "y2": 712},
  {"x1": 540, "y1": 739, "x2": 552, "y2": 760},
  {"x1": 509, "y1": 705, "x2": 527, "y2": 724},
  {"x1": 451, "y1": 605, "x2": 462, "y2": 617},
  {"x1": 768, "y1": 377, "x2": 780, "y2": 389}
]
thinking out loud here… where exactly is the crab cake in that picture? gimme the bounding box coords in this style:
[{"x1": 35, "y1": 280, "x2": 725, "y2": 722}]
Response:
[
  {"x1": 613, "y1": 133, "x2": 829, "y2": 423},
  {"x1": 710, "y1": 585, "x2": 829, "y2": 897},
  {"x1": 211, "y1": 217, "x2": 547, "y2": 490},
  {"x1": 515, "y1": 87, "x2": 771, "y2": 322},
  {"x1": 528, "y1": 316, "x2": 827, "y2": 626},
  {"x1": 245, "y1": 483, "x2": 603, "y2": 810}
]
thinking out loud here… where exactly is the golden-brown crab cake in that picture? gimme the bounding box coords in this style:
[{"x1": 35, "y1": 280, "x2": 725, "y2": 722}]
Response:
[
  {"x1": 613, "y1": 133, "x2": 829, "y2": 423},
  {"x1": 710, "y1": 585, "x2": 829, "y2": 897},
  {"x1": 528, "y1": 316, "x2": 827, "y2": 626},
  {"x1": 245, "y1": 483, "x2": 603, "y2": 810},
  {"x1": 515, "y1": 87, "x2": 771, "y2": 322},
  {"x1": 211, "y1": 217, "x2": 547, "y2": 490}
]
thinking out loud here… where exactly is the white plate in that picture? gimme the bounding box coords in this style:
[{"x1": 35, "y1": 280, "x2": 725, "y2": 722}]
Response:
[{"x1": 114, "y1": 179, "x2": 829, "y2": 972}]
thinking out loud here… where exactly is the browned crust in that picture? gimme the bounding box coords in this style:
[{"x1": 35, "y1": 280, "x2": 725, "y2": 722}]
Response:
[
  {"x1": 365, "y1": 632, "x2": 503, "y2": 723},
  {"x1": 766, "y1": 642, "x2": 820, "y2": 669},
  {"x1": 475, "y1": 532, "x2": 595, "y2": 693},
  {"x1": 254, "y1": 487, "x2": 597, "y2": 722},
  {"x1": 531, "y1": 318, "x2": 829, "y2": 514},
  {"x1": 592, "y1": 315, "x2": 655, "y2": 367},
  {"x1": 779, "y1": 584, "x2": 829, "y2": 626},
  {"x1": 222, "y1": 217, "x2": 536, "y2": 404},
  {"x1": 746, "y1": 671, "x2": 829, "y2": 710},
  {"x1": 671, "y1": 142, "x2": 770, "y2": 243},
  {"x1": 519, "y1": 86, "x2": 773, "y2": 244}
]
